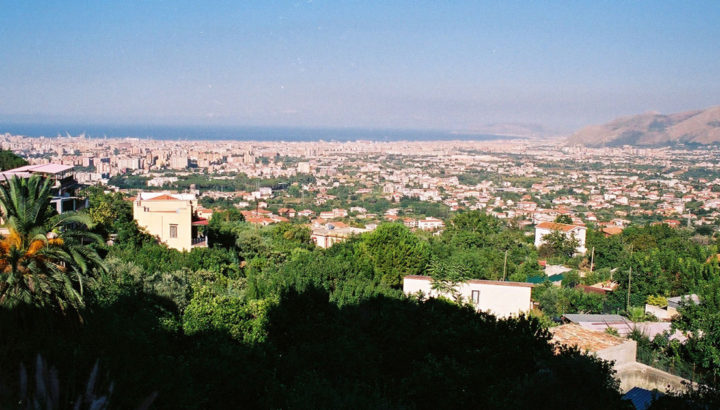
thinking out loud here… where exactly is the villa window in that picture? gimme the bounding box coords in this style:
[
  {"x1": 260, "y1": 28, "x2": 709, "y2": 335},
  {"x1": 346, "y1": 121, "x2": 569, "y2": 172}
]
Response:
[
  {"x1": 169, "y1": 224, "x2": 178, "y2": 238},
  {"x1": 471, "y1": 290, "x2": 480, "y2": 304}
]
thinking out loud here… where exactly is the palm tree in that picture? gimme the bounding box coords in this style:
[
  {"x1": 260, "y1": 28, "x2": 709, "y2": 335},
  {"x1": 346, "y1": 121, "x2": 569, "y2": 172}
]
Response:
[{"x1": 0, "y1": 175, "x2": 105, "y2": 313}]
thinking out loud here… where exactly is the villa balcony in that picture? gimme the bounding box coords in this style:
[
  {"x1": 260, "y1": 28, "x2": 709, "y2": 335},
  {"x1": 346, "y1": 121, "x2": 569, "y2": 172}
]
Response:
[{"x1": 191, "y1": 235, "x2": 208, "y2": 248}]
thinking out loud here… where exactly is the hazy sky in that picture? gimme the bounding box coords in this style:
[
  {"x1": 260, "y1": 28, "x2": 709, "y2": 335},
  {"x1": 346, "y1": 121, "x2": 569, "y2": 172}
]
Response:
[{"x1": 1, "y1": 1, "x2": 719, "y2": 132}]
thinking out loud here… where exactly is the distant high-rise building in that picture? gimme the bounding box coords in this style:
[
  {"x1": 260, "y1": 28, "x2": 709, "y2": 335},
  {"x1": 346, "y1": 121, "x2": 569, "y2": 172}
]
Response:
[
  {"x1": 169, "y1": 155, "x2": 189, "y2": 169},
  {"x1": 117, "y1": 157, "x2": 141, "y2": 170},
  {"x1": 243, "y1": 152, "x2": 255, "y2": 164}
]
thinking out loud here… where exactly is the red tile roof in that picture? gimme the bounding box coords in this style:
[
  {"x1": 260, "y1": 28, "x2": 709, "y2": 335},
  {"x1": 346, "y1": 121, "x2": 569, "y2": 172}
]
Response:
[
  {"x1": 192, "y1": 217, "x2": 209, "y2": 226},
  {"x1": 602, "y1": 227, "x2": 624, "y2": 236},
  {"x1": 146, "y1": 194, "x2": 180, "y2": 201},
  {"x1": 550, "y1": 324, "x2": 628, "y2": 352},
  {"x1": 536, "y1": 222, "x2": 583, "y2": 232}
]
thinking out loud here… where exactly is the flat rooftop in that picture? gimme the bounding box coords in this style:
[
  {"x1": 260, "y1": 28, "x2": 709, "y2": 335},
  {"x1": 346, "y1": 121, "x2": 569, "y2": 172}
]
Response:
[{"x1": 0, "y1": 163, "x2": 74, "y2": 180}]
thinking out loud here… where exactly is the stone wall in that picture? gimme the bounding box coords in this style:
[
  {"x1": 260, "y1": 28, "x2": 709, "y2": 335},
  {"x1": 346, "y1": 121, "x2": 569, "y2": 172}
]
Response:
[
  {"x1": 597, "y1": 339, "x2": 637, "y2": 367},
  {"x1": 615, "y1": 362, "x2": 690, "y2": 394}
]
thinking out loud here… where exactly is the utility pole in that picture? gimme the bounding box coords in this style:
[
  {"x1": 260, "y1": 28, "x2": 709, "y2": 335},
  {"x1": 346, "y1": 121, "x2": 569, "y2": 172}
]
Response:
[
  {"x1": 626, "y1": 244, "x2": 634, "y2": 312},
  {"x1": 626, "y1": 266, "x2": 632, "y2": 312},
  {"x1": 502, "y1": 249, "x2": 508, "y2": 281}
]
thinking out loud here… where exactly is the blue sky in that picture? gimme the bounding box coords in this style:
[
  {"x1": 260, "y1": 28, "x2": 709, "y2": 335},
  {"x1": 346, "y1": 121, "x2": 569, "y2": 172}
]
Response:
[{"x1": 1, "y1": 1, "x2": 719, "y2": 132}]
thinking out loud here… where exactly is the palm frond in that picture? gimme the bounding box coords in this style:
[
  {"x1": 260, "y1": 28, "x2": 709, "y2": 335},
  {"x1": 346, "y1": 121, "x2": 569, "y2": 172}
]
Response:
[{"x1": 0, "y1": 175, "x2": 103, "y2": 314}]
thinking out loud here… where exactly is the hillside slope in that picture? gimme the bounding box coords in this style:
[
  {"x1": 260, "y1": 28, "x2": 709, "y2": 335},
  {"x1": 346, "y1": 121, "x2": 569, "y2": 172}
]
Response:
[{"x1": 568, "y1": 106, "x2": 720, "y2": 146}]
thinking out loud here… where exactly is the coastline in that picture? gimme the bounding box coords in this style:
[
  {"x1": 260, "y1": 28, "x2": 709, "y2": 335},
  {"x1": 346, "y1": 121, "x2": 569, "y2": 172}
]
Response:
[{"x1": 0, "y1": 123, "x2": 524, "y2": 142}]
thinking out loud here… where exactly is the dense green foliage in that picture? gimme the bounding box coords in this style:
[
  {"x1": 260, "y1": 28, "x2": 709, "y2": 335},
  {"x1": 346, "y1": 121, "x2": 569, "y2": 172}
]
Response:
[
  {"x1": 0, "y1": 287, "x2": 632, "y2": 409},
  {"x1": 429, "y1": 211, "x2": 541, "y2": 282},
  {"x1": 586, "y1": 223, "x2": 716, "y2": 311},
  {"x1": 4, "y1": 185, "x2": 720, "y2": 407},
  {"x1": 673, "y1": 272, "x2": 720, "y2": 385},
  {"x1": 538, "y1": 229, "x2": 580, "y2": 259},
  {"x1": 0, "y1": 149, "x2": 28, "y2": 171},
  {"x1": 533, "y1": 283, "x2": 604, "y2": 317}
]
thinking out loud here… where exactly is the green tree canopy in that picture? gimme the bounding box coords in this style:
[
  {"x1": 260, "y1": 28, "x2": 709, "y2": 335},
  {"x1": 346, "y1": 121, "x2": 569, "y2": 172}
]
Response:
[
  {"x1": 356, "y1": 223, "x2": 430, "y2": 287},
  {"x1": 0, "y1": 150, "x2": 28, "y2": 171}
]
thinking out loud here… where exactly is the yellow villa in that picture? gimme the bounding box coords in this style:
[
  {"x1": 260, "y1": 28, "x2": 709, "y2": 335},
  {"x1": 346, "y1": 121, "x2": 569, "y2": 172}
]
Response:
[{"x1": 132, "y1": 192, "x2": 209, "y2": 251}]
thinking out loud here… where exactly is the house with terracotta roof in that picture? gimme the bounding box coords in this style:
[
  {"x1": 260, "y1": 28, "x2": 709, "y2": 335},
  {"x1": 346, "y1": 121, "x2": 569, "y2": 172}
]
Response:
[
  {"x1": 551, "y1": 323, "x2": 637, "y2": 367},
  {"x1": 402, "y1": 275, "x2": 533, "y2": 318},
  {"x1": 602, "y1": 226, "x2": 624, "y2": 237},
  {"x1": 311, "y1": 223, "x2": 369, "y2": 249},
  {"x1": 241, "y1": 209, "x2": 288, "y2": 225},
  {"x1": 551, "y1": 324, "x2": 689, "y2": 394},
  {"x1": 277, "y1": 208, "x2": 296, "y2": 218},
  {"x1": 132, "y1": 192, "x2": 208, "y2": 251},
  {"x1": 297, "y1": 209, "x2": 315, "y2": 218},
  {"x1": 534, "y1": 221, "x2": 587, "y2": 254},
  {"x1": 403, "y1": 218, "x2": 417, "y2": 228}
]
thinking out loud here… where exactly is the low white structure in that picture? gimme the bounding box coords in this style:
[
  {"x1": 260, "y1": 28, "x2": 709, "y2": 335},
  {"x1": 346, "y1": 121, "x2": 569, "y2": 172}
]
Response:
[
  {"x1": 403, "y1": 275, "x2": 533, "y2": 318},
  {"x1": 645, "y1": 294, "x2": 699, "y2": 321},
  {"x1": 417, "y1": 217, "x2": 444, "y2": 231},
  {"x1": 534, "y1": 222, "x2": 587, "y2": 254},
  {"x1": 551, "y1": 324, "x2": 689, "y2": 394},
  {"x1": 310, "y1": 223, "x2": 369, "y2": 249}
]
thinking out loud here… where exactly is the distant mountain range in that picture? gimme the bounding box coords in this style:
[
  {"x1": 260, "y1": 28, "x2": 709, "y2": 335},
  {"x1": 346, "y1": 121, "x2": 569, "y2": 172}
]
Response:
[{"x1": 568, "y1": 106, "x2": 720, "y2": 146}]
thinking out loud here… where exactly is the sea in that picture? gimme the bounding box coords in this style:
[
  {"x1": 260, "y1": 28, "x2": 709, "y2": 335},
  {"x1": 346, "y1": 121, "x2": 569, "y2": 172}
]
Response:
[{"x1": 0, "y1": 123, "x2": 520, "y2": 142}]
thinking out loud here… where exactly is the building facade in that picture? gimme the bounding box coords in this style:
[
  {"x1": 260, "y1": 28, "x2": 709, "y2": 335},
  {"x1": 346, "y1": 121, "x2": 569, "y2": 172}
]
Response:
[
  {"x1": 402, "y1": 275, "x2": 533, "y2": 318},
  {"x1": 132, "y1": 192, "x2": 208, "y2": 251},
  {"x1": 534, "y1": 221, "x2": 587, "y2": 254},
  {"x1": 310, "y1": 223, "x2": 369, "y2": 249},
  {"x1": 0, "y1": 163, "x2": 87, "y2": 215}
]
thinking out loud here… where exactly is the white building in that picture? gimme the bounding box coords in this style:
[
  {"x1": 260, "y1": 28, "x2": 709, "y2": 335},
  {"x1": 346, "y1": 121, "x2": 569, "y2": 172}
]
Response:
[
  {"x1": 169, "y1": 155, "x2": 189, "y2": 170},
  {"x1": 116, "y1": 157, "x2": 141, "y2": 170},
  {"x1": 311, "y1": 224, "x2": 369, "y2": 249},
  {"x1": 402, "y1": 275, "x2": 533, "y2": 319},
  {"x1": 417, "y1": 217, "x2": 445, "y2": 231},
  {"x1": 297, "y1": 162, "x2": 311, "y2": 173},
  {"x1": 534, "y1": 222, "x2": 587, "y2": 254}
]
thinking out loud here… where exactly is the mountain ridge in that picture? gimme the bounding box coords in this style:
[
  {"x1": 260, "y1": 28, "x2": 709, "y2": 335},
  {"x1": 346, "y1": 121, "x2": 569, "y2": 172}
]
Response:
[{"x1": 568, "y1": 106, "x2": 720, "y2": 146}]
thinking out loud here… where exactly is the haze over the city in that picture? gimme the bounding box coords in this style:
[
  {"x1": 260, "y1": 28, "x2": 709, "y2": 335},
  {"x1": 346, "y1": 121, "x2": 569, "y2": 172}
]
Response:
[{"x1": 2, "y1": 1, "x2": 720, "y2": 133}]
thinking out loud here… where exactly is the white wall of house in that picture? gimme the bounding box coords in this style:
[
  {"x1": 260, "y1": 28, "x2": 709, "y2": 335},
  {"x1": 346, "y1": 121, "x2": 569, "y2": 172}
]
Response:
[
  {"x1": 417, "y1": 218, "x2": 444, "y2": 231},
  {"x1": 311, "y1": 232, "x2": 345, "y2": 249},
  {"x1": 403, "y1": 275, "x2": 533, "y2": 318},
  {"x1": 534, "y1": 224, "x2": 587, "y2": 254}
]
